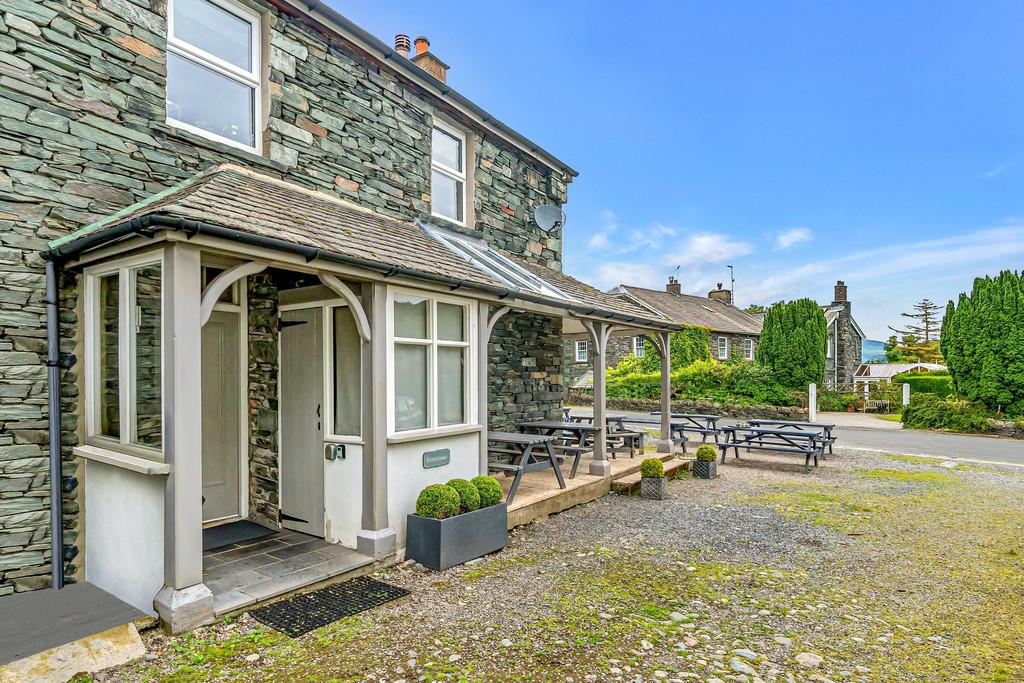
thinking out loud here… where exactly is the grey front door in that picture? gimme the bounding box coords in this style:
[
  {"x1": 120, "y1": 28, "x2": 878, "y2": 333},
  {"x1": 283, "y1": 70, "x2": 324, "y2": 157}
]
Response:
[
  {"x1": 279, "y1": 307, "x2": 325, "y2": 536},
  {"x1": 202, "y1": 309, "x2": 241, "y2": 523}
]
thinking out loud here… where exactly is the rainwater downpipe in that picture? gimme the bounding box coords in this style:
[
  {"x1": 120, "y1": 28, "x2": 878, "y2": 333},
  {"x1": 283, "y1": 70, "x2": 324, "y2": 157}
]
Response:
[{"x1": 45, "y1": 257, "x2": 64, "y2": 590}]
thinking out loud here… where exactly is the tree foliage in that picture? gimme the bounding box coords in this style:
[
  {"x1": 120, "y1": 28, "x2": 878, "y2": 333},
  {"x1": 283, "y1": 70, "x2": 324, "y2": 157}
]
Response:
[
  {"x1": 890, "y1": 299, "x2": 943, "y2": 342},
  {"x1": 941, "y1": 270, "x2": 1024, "y2": 414},
  {"x1": 755, "y1": 298, "x2": 828, "y2": 389},
  {"x1": 885, "y1": 299, "x2": 944, "y2": 362},
  {"x1": 615, "y1": 325, "x2": 711, "y2": 375}
]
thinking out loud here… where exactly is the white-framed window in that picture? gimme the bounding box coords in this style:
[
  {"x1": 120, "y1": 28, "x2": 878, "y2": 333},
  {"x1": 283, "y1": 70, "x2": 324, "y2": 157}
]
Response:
[
  {"x1": 633, "y1": 336, "x2": 646, "y2": 358},
  {"x1": 744, "y1": 338, "x2": 755, "y2": 360},
  {"x1": 329, "y1": 305, "x2": 362, "y2": 438},
  {"x1": 715, "y1": 335, "x2": 729, "y2": 360},
  {"x1": 390, "y1": 291, "x2": 474, "y2": 434},
  {"x1": 575, "y1": 340, "x2": 588, "y2": 363},
  {"x1": 430, "y1": 121, "x2": 467, "y2": 224},
  {"x1": 84, "y1": 252, "x2": 165, "y2": 456},
  {"x1": 827, "y1": 337, "x2": 834, "y2": 358},
  {"x1": 166, "y1": 0, "x2": 262, "y2": 152}
]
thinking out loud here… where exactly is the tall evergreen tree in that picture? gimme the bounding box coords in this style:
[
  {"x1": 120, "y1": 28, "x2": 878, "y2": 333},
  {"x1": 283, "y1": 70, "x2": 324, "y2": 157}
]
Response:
[
  {"x1": 755, "y1": 298, "x2": 828, "y2": 388},
  {"x1": 941, "y1": 271, "x2": 1024, "y2": 414},
  {"x1": 890, "y1": 299, "x2": 943, "y2": 342}
]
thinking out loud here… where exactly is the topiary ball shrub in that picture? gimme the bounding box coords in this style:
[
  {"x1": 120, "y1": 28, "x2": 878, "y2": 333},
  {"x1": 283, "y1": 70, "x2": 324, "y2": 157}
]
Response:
[
  {"x1": 695, "y1": 444, "x2": 718, "y2": 462},
  {"x1": 446, "y1": 478, "x2": 481, "y2": 513},
  {"x1": 471, "y1": 475, "x2": 504, "y2": 507},
  {"x1": 640, "y1": 457, "x2": 665, "y2": 479},
  {"x1": 415, "y1": 484, "x2": 461, "y2": 520}
]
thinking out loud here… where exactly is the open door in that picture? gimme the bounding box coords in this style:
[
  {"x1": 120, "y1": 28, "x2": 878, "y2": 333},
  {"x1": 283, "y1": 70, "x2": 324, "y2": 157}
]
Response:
[{"x1": 201, "y1": 309, "x2": 241, "y2": 523}]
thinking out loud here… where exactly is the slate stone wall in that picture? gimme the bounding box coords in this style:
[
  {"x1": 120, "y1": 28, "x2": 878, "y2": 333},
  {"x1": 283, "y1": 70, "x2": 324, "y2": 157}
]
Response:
[
  {"x1": 0, "y1": 0, "x2": 569, "y2": 590},
  {"x1": 246, "y1": 273, "x2": 279, "y2": 528},
  {"x1": 488, "y1": 312, "x2": 564, "y2": 432},
  {"x1": 827, "y1": 303, "x2": 862, "y2": 387}
]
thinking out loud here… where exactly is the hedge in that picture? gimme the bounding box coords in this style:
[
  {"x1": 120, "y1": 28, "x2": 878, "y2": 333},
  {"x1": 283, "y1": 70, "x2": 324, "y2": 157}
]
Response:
[
  {"x1": 606, "y1": 359, "x2": 795, "y2": 407},
  {"x1": 893, "y1": 371, "x2": 954, "y2": 398},
  {"x1": 901, "y1": 394, "x2": 991, "y2": 433}
]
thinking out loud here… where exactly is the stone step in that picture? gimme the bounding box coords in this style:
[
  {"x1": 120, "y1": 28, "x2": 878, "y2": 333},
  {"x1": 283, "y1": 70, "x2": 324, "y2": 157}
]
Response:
[{"x1": 611, "y1": 457, "x2": 692, "y2": 494}]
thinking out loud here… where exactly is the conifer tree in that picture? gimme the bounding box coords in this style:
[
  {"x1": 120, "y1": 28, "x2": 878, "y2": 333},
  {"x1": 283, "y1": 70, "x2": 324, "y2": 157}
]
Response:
[{"x1": 755, "y1": 298, "x2": 828, "y2": 388}]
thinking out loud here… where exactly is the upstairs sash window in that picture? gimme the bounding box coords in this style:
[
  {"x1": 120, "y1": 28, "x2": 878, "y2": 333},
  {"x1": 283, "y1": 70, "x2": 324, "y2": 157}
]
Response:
[{"x1": 431, "y1": 124, "x2": 467, "y2": 224}]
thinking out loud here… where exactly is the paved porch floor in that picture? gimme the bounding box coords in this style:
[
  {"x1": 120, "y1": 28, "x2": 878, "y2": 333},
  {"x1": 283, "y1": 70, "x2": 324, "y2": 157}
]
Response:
[{"x1": 203, "y1": 529, "x2": 373, "y2": 616}]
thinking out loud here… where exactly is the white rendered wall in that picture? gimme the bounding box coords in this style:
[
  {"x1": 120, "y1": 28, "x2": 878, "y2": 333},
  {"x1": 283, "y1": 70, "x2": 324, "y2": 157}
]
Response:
[
  {"x1": 84, "y1": 461, "x2": 165, "y2": 616},
  {"x1": 323, "y1": 443, "x2": 363, "y2": 548},
  {"x1": 387, "y1": 432, "x2": 480, "y2": 548}
]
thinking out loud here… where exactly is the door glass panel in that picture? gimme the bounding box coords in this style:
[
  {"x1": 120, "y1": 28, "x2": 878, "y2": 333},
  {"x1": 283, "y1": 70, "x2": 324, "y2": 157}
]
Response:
[
  {"x1": 437, "y1": 347, "x2": 465, "y2": 426},
  {"x1": 166, "y1": 52, "x2": 255, "y2": 147},
  {"x1": 133, "y1": 265, "x2": 162, "y2": 447},
  {"x1": 332, "y1": 307, "x2": 361, "y2": 436},
  {"x1": 436, "y1": 302, "x2": 464, "y2": 342},
  {"x1": 394, "y1": 295, "x2": 428, "y2": 339},
  {"x1": 98, "y1": 274, "x2": 120, "y2": 439},
  {"x1": 394, "y1": 344, "x2": 428, "y2": 431},
  {"x1": 172, "y1": 0, "x2": 252, "y2": 71}
]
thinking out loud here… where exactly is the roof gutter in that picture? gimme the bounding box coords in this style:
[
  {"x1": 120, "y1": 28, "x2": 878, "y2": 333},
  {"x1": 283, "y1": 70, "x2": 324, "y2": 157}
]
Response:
[{"x1": 43, "y1": 214, "x2": 677, "y2": 331}]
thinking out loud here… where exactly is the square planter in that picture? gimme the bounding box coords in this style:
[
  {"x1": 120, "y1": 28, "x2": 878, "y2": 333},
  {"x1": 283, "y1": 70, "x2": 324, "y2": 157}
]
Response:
[
  {"x1": 640, "y1": 476, "x2": 668, "y2": 500},
  {"x1": 406, "y1": 503, "x2": 508, "y2": 571},
  {"x1": 692, "y1": 460, "x2": 717, "y2": 480}
]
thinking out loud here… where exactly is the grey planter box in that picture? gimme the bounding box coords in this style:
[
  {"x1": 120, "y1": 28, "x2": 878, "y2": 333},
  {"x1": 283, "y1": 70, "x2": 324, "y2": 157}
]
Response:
[
  {"x1": 692, "y1": 460, "x2": 718, "y2": 479},
  {"x1": 406, "y1": 503, "x2": 508, "y2": 571},
  {"x1": 640, "y1": 476, "x2": 668, "y2": 500}
]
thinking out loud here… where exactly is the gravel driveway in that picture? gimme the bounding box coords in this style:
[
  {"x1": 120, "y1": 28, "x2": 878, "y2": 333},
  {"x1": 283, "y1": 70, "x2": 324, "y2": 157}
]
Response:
[{"x1": 95, "y1": 448, "x2": 1024, "y2": 683}]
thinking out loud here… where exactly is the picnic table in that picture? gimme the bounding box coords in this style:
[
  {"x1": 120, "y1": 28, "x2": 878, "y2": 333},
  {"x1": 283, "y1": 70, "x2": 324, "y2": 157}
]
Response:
[
  {"x1": 746, "y1": 419, "x2": 836, "y2": 455},
  {"x1": 487, "y1": 431, "x2": 565, "y2": 504},
  {"x1": 718, "y1": 425, "x2": 825, "y2": 473},
  {"x1": 518, "y1": 420, "x2": 598, "y2": 478},
  {"x1": 616, "y1": 416, "x2": 691, "y2": 453},
  {"x1": 651, "y1": 413, "x2": 723, "y2": 444},
  {"x1": 568, "y1": 413, "x2": 640, "y2": 458}
]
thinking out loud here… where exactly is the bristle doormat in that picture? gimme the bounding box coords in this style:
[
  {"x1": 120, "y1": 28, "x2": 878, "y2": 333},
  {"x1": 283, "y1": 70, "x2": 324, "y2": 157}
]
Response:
[
  {"x1": 203, "y1": 520, "x2": 277, "y2": 552},
  {"x1": 249, "y1": 576, "x2": 409, "y2": 637}
]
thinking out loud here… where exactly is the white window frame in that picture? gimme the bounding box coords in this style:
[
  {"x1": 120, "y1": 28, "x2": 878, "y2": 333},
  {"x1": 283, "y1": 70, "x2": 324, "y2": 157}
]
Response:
[
  {"x1": 716, "y1": 335, "x2": 729, "y2": 360},
  {"x1": 387, "y1": 288, "x2": 477, "y2": 437},
  {"x1": 325, "y1": 302, "x2": 363, "y2": 443},
  {"x1": 827, "y1": 336, "x2": 834, "y2": 358},
  {"x1": 430, "y1": 120, "x2": 468, "y2": 225},
  {"x1": 166, "y1": 0, "x2": 262, "y2": 153},
  {"x1": 83, "y1": 250, "x2": 165, "y2": 459},
  {"x1": 575, "y1": 340, "x2": 589, "y2": 363},
  {"x1": 745, "y1": 338, "x2": 755, "y2": 360},
  {"x1": 633, "y1": 336, "x2": 645, "y2": 358}
]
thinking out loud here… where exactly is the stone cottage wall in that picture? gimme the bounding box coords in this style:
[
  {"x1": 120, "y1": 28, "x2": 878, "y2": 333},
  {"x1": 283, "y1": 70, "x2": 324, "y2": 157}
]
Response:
[
  {"x1": 832, "y1": 303, "x2": 862, "y2": 387},
  {"x1": 0, "y1": 0, "x2": 569, "y2": 591}
]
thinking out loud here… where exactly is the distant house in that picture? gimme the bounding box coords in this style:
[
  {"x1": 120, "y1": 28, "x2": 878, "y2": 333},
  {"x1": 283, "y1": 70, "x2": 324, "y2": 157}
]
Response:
[
  {"x1": 563, "y1": 277, "x2": 762, "y2": 387},
  {"x1": 853, "y1": 362, "x2": 946, "y2": 392}
]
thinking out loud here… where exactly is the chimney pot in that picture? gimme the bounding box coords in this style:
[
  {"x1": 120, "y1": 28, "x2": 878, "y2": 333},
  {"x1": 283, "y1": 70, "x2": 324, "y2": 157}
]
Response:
[
  {"x1": 411, "y1": 36, "x2": 449, "y2": 82},
  {"x1": 666, "y1": 276, "x2": 681, "y2": 295},
  {"x1": 394, "y1": 34, "x2": 411, "y2": 58},
  {"x1": 414, "y1": 36, "x2": 430, "y2": 55}
]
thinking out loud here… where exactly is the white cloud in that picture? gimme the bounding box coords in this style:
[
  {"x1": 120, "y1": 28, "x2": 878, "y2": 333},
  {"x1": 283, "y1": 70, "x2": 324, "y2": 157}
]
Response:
[
  {"x1": 774, "y1": 227, "x2": 812, "y2": 250},
  {"x1": 667, "y1": 232, "x2": 752, "y2": 268},
  {"x1": 591, "y1": 261, "x2": 666, "y2": 290},
  {"x1": 984, "y1": 156, "x2": 1019, "y2": 178},
  {"x1": 587, "y1": 232, "x2": 610, "y2": 249}
]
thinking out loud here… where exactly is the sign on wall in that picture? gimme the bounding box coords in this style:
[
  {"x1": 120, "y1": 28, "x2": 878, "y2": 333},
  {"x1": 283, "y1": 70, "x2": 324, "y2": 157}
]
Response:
[{"x1": 422, "y1": 448, "x2": 451, "y2": 469}]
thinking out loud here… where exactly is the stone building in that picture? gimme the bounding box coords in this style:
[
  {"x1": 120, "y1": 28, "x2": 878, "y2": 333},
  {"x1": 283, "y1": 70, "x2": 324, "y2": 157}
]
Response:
[
  {"x1": 563, "y1": 277, "x2": 762, "y2": 385},
  {"x1": 823, "y1": 280, "x2": 865, "y2": 388},
  {"x1": 0, "y1": 0, "x2": 678, "y2": 631}
]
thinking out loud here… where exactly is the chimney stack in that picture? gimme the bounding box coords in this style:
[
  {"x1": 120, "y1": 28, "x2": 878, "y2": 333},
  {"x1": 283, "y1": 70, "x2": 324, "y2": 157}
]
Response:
[
  {"x1": 394, "y1": 34, "x2": 411, "y2": 58},
  {"x1": 708, "y1": 283, "x2": 733, "y2": 305},
  {"x1": 666, "y1": 276, "x2": 681, "y2": 295},
  {"x1": 411, "y1": 35, "x2": 450, "y2": 82},
  {"x1": 834, "y1": 280, "x2": 848, "y2": 304}
]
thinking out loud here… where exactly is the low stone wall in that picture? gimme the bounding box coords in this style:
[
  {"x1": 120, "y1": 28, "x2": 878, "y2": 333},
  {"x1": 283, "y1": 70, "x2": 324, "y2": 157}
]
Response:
[{"x1": 566, "y1": 388, "x2": 809, "y2": 421}]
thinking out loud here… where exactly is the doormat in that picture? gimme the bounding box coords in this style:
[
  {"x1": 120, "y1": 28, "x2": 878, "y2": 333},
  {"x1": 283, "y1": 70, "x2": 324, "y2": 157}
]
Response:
[
  {"x1": 202, "y1": 520, "x2": 277, "y2": 552},
  {"x1": 249, "y1": 576, "x2": 409, "y2": 637}
]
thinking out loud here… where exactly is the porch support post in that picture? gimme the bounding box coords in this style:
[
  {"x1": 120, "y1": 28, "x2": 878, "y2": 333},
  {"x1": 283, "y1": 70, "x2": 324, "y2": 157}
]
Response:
[
  {"x1": 583, "y1": 320, "x2": 614, "y2": 476},
  {"x1": 357, "y1": 282, "x2": 396, "y2": 559},
  {"x1": 154, "y1": 243, "x2": 213, "y2": 633},
  {"x1": 652, "y1": 331, "x2": 673, "y2": 453},
  {"x1": 477, "y1": 305, "x2": 510, "y2": 474}
]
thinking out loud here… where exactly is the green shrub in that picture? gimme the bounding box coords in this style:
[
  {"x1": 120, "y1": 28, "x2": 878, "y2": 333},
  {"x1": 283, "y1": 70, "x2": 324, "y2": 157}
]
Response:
[
  {"x1": 901, "y1": 394, "x2": 991, "y2": 433},
  {"x1": 606, "y1": 359, "x2": 795, "y2": 407},
  {"x1": 415, "y1": 484, "x2": 461, "y2": 519},
  {"x1": 695, "y1": 444, "x2": 718, "y2": 462},
  {"x1": 817, "y1": 391, "x2": 860, "y2": 412},
  {"x1": 756, "y1": 299, "x2": 828, "y2": 389},
  {"x1": 640, "y1": 457, "x2": 665, "y2": 479},
  {"x1": 471, "y1": 475, "x2": 504, "y2": 507},
  {"x1": 609, "y1": 325, "x2": 712, "y2": 377},
  {"x1": 893, "y1": 371, "x2": 954, "y2": 398},
  {"x1": 446, "y1": 478, "x2": 480, "y2": 513}
]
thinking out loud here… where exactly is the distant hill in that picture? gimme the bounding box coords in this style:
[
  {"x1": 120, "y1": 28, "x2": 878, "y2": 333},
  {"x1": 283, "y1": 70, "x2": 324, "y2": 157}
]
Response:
[{"x1": 862, "y1": 339, "x2": 887, "y2": 362}]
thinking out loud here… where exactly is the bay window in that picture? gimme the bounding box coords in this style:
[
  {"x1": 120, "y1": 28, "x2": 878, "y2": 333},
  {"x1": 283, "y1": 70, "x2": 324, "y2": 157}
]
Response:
[{"x1": 392, "y1": 293, "x2": 473, "y2": 433}]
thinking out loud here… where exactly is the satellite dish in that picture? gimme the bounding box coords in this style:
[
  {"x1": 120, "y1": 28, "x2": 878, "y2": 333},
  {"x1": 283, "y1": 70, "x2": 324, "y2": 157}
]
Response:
[{"x1": 533, "y1": 205, "x2": 565, "y2": 233}]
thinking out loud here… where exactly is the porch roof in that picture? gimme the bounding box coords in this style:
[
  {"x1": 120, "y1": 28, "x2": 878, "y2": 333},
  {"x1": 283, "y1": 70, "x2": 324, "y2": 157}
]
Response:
[{"x1": 45, "y1": 164, "x2": 677, "y2": 330}]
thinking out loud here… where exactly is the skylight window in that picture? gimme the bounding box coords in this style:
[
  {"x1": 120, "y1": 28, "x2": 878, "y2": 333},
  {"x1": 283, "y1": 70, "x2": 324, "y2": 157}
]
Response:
[{"x1": 422, "y1": 224, "x2": 570, "y2": 300}]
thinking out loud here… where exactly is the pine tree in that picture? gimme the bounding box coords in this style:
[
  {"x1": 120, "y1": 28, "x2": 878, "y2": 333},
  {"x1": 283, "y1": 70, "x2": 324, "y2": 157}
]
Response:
[
  {"x1": 755, "y1": 298, "x2": 827, "y2": 388},
  {"x1": 890, "y1": 299, "x2": 943, "y2": 342},
  {"x1": 886, "y1": 299, "x2": 944, "y2": 362}
]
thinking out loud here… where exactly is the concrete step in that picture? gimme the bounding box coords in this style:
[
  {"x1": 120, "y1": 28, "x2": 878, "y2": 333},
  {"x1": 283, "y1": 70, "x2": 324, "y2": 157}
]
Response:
[{"x1": 611, "y1": 456, "x2": 692, "y2": 494}]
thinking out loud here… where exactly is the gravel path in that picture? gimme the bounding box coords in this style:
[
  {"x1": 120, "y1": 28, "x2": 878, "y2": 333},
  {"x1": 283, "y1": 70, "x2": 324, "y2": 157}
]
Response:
[{"x1": 96, "y1": 448, "x2": 1024, "y2": 683}]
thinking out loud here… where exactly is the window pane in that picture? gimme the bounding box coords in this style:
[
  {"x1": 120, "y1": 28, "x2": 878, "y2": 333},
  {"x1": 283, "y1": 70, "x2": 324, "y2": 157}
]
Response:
[
  {"x1": 98, "y1": 274, "x2": 120, "y2": 439},
  {"x1": 431, "y1": 127, "x2": 462, "y2": 172},
  {"x1": 172, "y1": 0, "x2": 252, "y2": 71},
  {"x1": 133, "y1": 265, "x2": 162, "y2": 447},
  {"x1": 167, "y1": 52, "x2": 255, "y2": 147},
  {"x1": 394, "y1": 344, "x2": 428, "y2": 431},
  {"x1": 394, "y1": 295, "x2": 428, "y2": 339},
  {"x1": 437, "y1": 303, "x2": 464, "y2": 342},
  {"x1": 437, "y1": 347, "x2": 465, "y2": 426},
  {"x1": 431, "y1": 170, "x2": 463, "y2": 222},
  {"x1": 333, "y1": 307, "x2": 361, "y2": 436}
]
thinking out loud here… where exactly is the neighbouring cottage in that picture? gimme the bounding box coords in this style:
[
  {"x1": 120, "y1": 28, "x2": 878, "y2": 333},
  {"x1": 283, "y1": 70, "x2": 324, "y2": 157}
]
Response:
[
  {"x1": 821, "y1": 281, "x2": 865, "y2": 388},
  {"x1": 0, "y1": 0, "x2": 678, "y2": 633},
  {"x1": 563, "y1": 276, "x2": 761, "y2": 387}
]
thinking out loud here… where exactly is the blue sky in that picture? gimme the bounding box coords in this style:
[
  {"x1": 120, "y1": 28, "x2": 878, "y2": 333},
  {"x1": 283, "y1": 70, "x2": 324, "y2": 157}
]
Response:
[{"x1": 335, "y1": 1, "x2": 1024, "y2": 339}]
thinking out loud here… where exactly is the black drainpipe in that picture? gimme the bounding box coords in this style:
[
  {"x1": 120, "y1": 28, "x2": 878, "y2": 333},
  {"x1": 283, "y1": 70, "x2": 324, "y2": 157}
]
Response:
[{"x1": 44, "y1": 257, "x2": 64, "y2": 590}]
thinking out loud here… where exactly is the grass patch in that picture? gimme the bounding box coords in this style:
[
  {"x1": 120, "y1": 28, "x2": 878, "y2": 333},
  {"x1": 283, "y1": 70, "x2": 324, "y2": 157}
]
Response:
[
  {"x1": 856, "y1": 468, "x2": 953, "y2": 484},
  {"x1": 879, "y1": 414, "x2": 902, "y2": 422},
  {"x1": 462, "y1": 553, "x2": 539, "y2": 581},
  {"x1": 883, "y1": 453, "x2": 941, "y2": 465}
]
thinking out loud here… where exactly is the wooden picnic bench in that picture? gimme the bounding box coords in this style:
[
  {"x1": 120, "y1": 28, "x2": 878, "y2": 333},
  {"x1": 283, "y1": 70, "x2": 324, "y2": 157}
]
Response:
[
  {"x1": 569, "y1": 414, "x2": 641, "y2": 458},
  {"x1": 718, "y1": 426, "x2": 824, "y2": 473},
  {"x1": 518, "y1": 420, "x2": 598, "y2": 478},
  {"x1": 652, "y1": 413, "x2": 723, "y2": 444},
  {"x1": 617, "y1": 417, "x2": 690, "y2": 453},
  {"x1": 487, "y1": 431, "x2": 565, "y2": 505},
  {"x1": 746, "y1": 419, "x2": 836, "y2": 455}
]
